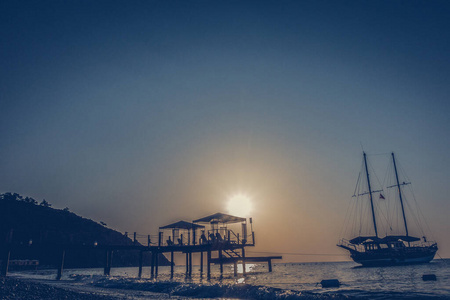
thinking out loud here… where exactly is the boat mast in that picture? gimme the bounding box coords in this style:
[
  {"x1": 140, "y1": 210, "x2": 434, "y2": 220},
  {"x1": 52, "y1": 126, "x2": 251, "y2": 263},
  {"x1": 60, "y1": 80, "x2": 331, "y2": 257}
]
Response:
[
  {"x1": 392, "y1": 152, "x2": 409, "y2": 236},
  {"x1": 363, "y1": 152, "x2": 378, "y2": 237}
]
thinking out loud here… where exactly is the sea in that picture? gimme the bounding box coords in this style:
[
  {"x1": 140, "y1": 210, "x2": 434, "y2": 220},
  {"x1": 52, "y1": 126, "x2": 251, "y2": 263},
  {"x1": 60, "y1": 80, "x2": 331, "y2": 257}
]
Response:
[{"x1": 11, "y1": 259, "x2": 450, "y2": 299}]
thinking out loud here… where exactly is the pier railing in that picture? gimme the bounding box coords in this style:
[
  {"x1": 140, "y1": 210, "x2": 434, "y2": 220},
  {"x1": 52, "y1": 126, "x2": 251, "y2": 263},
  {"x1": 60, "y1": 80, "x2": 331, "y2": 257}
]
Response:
[
  {"x1": 156, "y1": 230, "x2": 254, "y2": 247},
  {"x1": 1, "y1": 225, "x2": 273, "y2": 281}
]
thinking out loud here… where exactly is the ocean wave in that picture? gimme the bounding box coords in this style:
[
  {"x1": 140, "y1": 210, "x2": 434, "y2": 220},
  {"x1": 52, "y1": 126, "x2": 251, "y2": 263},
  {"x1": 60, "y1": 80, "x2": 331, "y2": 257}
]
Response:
[
  {"x1": 89, "y1": 277, "x2": 351, "y2": 299},
  {"x1": 337, "y1": 288, "x2": 449, "y2": 300}
]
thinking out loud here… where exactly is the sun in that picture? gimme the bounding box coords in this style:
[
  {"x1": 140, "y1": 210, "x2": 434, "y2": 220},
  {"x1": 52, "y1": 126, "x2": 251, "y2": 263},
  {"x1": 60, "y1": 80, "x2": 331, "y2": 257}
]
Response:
[{"x1": 226, "y1": 193, "x2": 253, "y2": 217}]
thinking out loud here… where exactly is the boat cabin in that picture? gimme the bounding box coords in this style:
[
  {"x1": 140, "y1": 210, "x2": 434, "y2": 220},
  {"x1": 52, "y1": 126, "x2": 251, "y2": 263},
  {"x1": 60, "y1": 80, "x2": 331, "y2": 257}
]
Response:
[
  {"x1": 363, "y1": 241, "x2": 405, "y2": 251},
  {"x1": 360, "y1": 235, "x2": 421, "y2": 251}
]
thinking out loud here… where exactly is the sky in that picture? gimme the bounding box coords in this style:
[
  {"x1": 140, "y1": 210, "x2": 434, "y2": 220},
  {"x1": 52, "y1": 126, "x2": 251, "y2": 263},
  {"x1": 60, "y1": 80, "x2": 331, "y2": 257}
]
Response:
[{"x1": 1, "y1": 0, "x2": 449, "y2": 262}]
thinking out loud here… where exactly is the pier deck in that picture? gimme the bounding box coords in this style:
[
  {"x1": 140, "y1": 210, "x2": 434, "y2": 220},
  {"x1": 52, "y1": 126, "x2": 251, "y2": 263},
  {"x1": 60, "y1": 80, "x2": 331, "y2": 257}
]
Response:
[{"x1": 1, "y1": 212, "x2": 283, "y2": 279}]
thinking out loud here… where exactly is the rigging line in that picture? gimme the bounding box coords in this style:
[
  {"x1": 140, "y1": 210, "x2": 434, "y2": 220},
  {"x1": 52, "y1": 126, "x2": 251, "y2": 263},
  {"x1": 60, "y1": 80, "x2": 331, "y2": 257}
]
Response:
[
  {"x1": 368, "y1": 157, "x2": 384, "y2": 193},
  {"x1": 340, "y1": 177, "x2": 360, "y2": 239},
  {"x1": 356, "y1": 160, "x2": 367, "y2": 236},
  {"x1": 347, "y1": 195, "x2": 356, "y2": 238},
  {"x1": 353, "y1": 171, "x2": 361, "y2": 197},
  {"x1": 409, "y1": 182, "x2": 434, "y2": 240},
  {"x1": 368, "y1": 158, "x2": 392, "y2": 234},
  {"x1": 395, "y1": 195, "x2": 400, "y2": 233},
  {"x1": 405, "y1": 193, "x2": 426, "y2": 237},
  {"x1": 397, "y1": 158, "x2": 431, "y2": 238},
  {"x1": 395, "y1": 159, "x2": 427, "y2": 237},
  {"x1": 436, "y1": 253, "x2": 449, "y2": 266},
  {"x1": 247, "y1": 251, "x2": 347, "y2": 256},
  {"x1": 376, "y1": 188, "x2": 389, "y2": 232},
  {"x1": 391, "y1": 159, "x2": 399, "y2": 233},
  {"x1": 353, "y1": 197, "x2": 361, "y2": 237},
  {"x1": 358, "y1": 193, "x2": 363, "y2": 236},
  {"x1": 383, "y1": 159, "x2": 393, "y2": 228},
  {"x1": 338, "y1": 196, "x2": 351, "y2": 239},
  {"x1": 350, "y1": 195, "x2": 359, "y2": 237},
  {"x1": 409, "y1": 188, "x2": 426, "y2": 233}
]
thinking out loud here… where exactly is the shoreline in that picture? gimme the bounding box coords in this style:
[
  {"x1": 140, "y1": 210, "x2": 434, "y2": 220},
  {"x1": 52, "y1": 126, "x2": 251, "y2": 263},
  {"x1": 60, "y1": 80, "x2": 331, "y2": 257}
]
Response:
[
  {"x1": 2, "y1": 274, "x2": 352, "y2": 300},
  {"x1": 1, "y1": 276, "x2": 184, "y2": 300}
]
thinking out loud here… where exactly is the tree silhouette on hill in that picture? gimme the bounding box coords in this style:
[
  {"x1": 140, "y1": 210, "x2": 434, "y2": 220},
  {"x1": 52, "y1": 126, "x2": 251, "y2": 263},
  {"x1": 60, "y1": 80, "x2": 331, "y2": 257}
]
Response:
[{"x1": 0, "y1": 192, "x2": 170, "y2": 268}]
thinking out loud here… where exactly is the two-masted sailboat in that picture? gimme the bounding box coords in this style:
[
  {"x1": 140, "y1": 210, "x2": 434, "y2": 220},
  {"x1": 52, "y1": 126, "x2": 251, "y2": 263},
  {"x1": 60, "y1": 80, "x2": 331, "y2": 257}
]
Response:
[{"x1": 337, "y1": 152, "x2": 438, "y2": 266}]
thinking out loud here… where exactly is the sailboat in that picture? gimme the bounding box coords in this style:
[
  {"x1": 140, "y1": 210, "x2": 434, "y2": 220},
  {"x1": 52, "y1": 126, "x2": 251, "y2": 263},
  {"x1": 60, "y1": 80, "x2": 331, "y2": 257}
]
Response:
[{"x1": 337, "y1": 152, "x2": 438, "y2": 266}]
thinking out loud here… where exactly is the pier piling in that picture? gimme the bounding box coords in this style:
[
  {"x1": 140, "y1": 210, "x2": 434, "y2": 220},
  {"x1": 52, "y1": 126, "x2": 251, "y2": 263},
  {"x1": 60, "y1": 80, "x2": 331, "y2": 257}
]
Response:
[
  {"x1": 104, "y1": 250, "x2": 111, "y2": 276},
  {"x1": 200, "y1": 251, "x2": 203, "y2": 276},
  {"x1": 1, "y1": 230, "x2": 12, "y2": 277},
  {"x1": 207, "y1": 250, "x2": 211, "y2": 279},
  {"x1": 138, "y1": 251, "x2": 143, "y2": 279},
  {"x1": 189, "y1": 252, "x2": 192, "y2": 276},
  {"x1": 185, "y1": 253, "x2": 189, "y2": 276},
  {"x1": 219, "y1": 249, "x2": 223, "y2": 276},
  {"x1": 155, "y1": 252, "x2": 159, "y2": 277},
  {"x1": 1, "y1": 247, "x2": 11, "y2": 277},
  {"x1": 150, "y1": 251, "x2": 155, "y2": 278},
  {"x1": 170, "y1": 251, "x2": 174, "y2": 278},
  {"x1": 242, "y1": 247, "x2": 246, "y2": 275},
  {"x1": 56, "y1": 249, "x2": 65, "y2": 280}
]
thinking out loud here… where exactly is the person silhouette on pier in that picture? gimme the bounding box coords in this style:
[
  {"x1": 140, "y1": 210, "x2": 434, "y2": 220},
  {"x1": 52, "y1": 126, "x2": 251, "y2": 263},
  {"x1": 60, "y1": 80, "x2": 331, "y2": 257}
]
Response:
[
  {"x1": 215, "y1": 232, "x2": 223, "y2": 243},
  {"x1": 200, "y1": 231, "x2": 207, "y2": 244},
  {"x1": 209, "y1": 233, "x2": 216, "y2": 243}
]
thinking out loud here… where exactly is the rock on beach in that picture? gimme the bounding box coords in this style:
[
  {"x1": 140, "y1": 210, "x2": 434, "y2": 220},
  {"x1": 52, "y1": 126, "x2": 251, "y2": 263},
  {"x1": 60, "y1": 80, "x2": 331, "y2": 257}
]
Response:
[{"x1": 0, "y1": 277, "x2": 117, "y2": 300}]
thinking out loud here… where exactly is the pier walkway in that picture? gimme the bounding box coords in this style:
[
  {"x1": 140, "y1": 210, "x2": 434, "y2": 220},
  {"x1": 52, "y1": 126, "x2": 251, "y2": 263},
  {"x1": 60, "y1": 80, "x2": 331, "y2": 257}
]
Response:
[{"x1": 1, "y1": 212, "x2": 282, "y2": 280}]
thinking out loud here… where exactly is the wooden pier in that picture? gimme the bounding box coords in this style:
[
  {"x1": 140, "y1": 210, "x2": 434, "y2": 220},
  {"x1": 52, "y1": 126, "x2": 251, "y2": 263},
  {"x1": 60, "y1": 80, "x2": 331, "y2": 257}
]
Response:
[{"x1": 1, "y1": 212, "x2": 282, "y2": 280}]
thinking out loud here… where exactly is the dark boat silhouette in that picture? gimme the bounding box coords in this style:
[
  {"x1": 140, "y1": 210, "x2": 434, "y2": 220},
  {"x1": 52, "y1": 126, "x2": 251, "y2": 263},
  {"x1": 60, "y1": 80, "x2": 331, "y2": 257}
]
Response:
[{"x1": 337, "y1": 152, "x2": 437, "y2": 266}]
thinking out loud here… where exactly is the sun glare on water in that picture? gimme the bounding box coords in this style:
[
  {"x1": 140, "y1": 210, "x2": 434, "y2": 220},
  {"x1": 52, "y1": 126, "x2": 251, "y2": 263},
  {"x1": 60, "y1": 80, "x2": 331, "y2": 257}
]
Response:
[{"x1": 226, "y1": 193, "x2": 253, "y2": 217}]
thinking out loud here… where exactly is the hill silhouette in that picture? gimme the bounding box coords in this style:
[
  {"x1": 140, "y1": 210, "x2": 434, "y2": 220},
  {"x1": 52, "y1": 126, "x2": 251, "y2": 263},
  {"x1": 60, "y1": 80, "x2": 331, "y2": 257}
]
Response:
[{"x1": 0, "y1": 193, "x2": 170, "y2": 268}]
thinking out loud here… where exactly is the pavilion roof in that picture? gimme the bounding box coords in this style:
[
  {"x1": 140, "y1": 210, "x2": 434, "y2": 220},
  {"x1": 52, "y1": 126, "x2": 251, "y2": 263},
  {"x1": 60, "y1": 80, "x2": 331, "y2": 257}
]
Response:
[
  {"x1": 381, "y1": 235, "x2": 420, "y2": 242},
  {"x1": 349, "y1": 236, "x2": 380, "y2": 244},
  {"x1": 159, "y1": 220, "x2": 205, "y2": 230},
  {"x1": 349, "y1": 235, "x2": 420, "y2": 244},
  {"x1": 193, "y1": 212, "x2": 246, "y2": 224}
]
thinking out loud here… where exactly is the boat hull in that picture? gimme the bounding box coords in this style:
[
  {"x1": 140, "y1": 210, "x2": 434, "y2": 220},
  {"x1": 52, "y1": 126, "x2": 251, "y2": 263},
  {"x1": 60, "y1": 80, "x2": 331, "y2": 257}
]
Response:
[{"x1": 349, "y1": 246, "x2": 437, "y2": 267}]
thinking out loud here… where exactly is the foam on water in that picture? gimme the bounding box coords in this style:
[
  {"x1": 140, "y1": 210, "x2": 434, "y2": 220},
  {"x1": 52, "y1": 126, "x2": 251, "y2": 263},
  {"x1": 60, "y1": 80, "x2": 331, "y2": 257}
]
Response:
[{"x1": 88, "y1": 277, "x2": 348, "y2": 299}]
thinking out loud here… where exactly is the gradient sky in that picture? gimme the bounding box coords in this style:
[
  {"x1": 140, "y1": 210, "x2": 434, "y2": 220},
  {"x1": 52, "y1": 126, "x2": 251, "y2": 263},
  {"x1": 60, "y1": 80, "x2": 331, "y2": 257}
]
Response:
[{"x1": 1, "y1": 1, "x2": 449, "y2": 262}]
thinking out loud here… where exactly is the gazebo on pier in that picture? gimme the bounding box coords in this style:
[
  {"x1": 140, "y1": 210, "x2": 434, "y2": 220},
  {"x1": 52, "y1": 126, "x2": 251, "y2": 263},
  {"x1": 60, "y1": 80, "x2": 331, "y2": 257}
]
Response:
[
  {"x1": 151, "y1": 212, "x2": 280, "y2": 279},
  {"x1": 193, "y1": 212, "x2": 252, "y2": 246},
  {"x1": 159, "y1": 220, "x2": 205, "y2": 246},
  {"x1": 158, "y1": 220, "x2": 205, "y2": 277},
  {"x1": 192, "y1": 212, "x2": 254, "y2": 276}
]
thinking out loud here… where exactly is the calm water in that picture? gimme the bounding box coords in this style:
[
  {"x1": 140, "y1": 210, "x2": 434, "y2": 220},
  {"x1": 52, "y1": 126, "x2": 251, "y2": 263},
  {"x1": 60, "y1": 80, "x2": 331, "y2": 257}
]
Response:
[{"x1": 13, "y1": 259, "x2": 450, "y2": 299}]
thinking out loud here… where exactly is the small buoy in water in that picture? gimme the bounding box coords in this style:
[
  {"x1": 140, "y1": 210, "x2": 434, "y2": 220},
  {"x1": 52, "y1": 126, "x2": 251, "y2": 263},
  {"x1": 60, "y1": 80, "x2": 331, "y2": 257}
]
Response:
[
  {"x1": 320, "y1": 279, "x2": 340, "y2": 288},
  {"x1": 422, "y1": 274, "x2": 437, "y2": 281}
]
